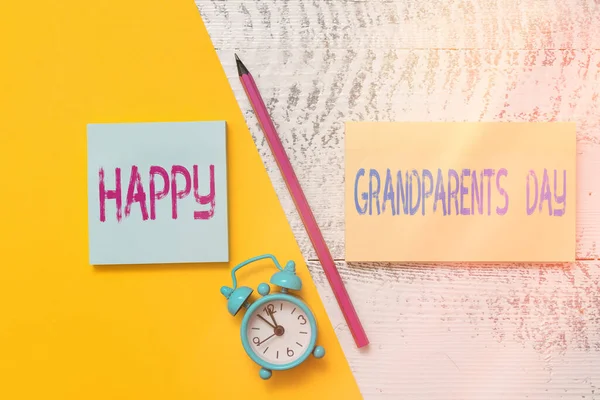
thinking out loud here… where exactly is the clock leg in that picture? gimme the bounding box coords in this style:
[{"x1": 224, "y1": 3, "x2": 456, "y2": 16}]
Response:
[
  {"x1": 313, "y1": 346, "x2": 325, "y2": 359},
  {"x1": 259, "y1": 368, "x2": 272, "y2": 380}
]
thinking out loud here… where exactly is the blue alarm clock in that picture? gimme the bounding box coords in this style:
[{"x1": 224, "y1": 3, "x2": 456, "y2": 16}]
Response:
[{"x1": 220, "y1": 254, "x2": 325, "y2": 380}]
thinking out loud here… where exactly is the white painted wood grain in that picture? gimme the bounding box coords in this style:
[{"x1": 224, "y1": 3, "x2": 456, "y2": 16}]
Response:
[
  {"x1": 196, "y1": 1, "x2": 600, "y2": 398},
  {"x1": 309, "y1": 260, "x2": 600, "y2": 399},
  {"x1": 198, "y1": 0, "x2": 600, "y2": 50}
]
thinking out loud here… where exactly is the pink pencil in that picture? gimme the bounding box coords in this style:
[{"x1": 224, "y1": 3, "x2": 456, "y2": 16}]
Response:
[{"x1": 236, "y1": 54, "x2": 369, "y2": 348}]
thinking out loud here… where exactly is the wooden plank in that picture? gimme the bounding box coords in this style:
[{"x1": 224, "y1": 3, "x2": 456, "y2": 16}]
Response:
[
  {"x1": 216, "y1": 49, "x2": 600, "y2": 260},
  {"x1": 197, "y1": 0, "x2": 600, "y2": 50},
  {"x1": 308, "y1": 260, "x2": 600, "y2": 399}
]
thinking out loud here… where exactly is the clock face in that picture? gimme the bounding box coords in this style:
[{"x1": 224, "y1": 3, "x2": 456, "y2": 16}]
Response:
[{"x1": 244, "y1": 298, "x2": 314, "y2": 367}]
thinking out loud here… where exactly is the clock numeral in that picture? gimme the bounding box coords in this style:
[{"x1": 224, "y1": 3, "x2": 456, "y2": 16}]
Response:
[
  {"x1": 287, "y1": 347, "x2": 294, "y2": 357},
  {"x1": 291, "y1": 307, "x2": 296, "y2": 315},
  {"x1": 298, "y1": 315, "x2": 307, "y2": 325},
  {"x1": 252, "y1": 337, "x2": 261, "y2": 346},
  {"x1": 280, "y1": 303, "x2": 283, "y2": 311},
  {"x1": 263, "y1": 304, "x2": 275, "y2": 315}
]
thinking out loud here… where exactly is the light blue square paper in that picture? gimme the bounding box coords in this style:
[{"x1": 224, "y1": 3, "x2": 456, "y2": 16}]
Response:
[{"x1": 87, "y1": 121, "x2": 228, "y2": 265}]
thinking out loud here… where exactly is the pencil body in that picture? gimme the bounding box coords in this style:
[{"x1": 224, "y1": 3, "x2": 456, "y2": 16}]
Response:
[{"x1": 236, "y1": 55, "x2": 368, "y2": 348}]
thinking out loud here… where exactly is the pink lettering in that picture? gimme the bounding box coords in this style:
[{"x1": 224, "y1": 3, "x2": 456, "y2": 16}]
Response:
[
  {"x1": 193, "y1": 165, "x2": 216, "y2": 220},
  {"x1": 99, "y1": 167, "x2": 122, "y2": 222},
  {"x1": 171, "y1": 165, "x2": 192, "y2": 220},
  {"x1": 124, "y1": 165, "x2": 149, "y2": 220},
  {"x1": 99, "y1": 164, "x2": 215, "y2": 222},
  {"x1": 149, "y1": 166, "x2": 169, "y2": 220}
]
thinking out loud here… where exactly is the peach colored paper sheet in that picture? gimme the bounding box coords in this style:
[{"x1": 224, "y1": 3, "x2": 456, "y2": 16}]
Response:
[{"x1": 345, "y1": 122, "x2": 576, "y2": 263}]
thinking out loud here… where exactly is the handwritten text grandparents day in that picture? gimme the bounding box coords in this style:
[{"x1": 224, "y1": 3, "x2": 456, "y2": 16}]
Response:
[
  {"x1": 353, "y1": 167, "x2": 567, "y2": 217},
  {"x1": 344, "y1": 122, "x2": 575, "y2": 262}
]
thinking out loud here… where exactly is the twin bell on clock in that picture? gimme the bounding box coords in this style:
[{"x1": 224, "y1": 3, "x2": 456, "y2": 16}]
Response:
[{"x1": 219, "y1": 254, "x2": 325, "y2": 380}]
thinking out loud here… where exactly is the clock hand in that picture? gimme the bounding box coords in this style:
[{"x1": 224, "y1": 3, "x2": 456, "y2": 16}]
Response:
[
  {"x1": 257, "y1": 314, "x2": 277, "y2": 329},
  {"x1": 267, "y1": 308, "x2": 279, "y2": 327},
  {"x1": 257, "y1": 333, "x2": 276, "y2": 345}
]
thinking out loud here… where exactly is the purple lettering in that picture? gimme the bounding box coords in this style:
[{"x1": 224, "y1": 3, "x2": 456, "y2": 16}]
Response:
[
  {"x1": 354, "y1": 168, "x2": 367, "y2": 215},
  {"x1": 553, "y1": 169, "x2": 566, "y2": 217},
  {"x1": 99, "y1": 167, "x2": 122, "y2": 222},
  {"x1": 421, "y1": 169, "x2": 433, "y2": 216},
  {"x1": 409, "y1": 170, "x2": 421, "y2": 215},
  {"x1": 433, "y1": 169, "x2": 447, "y2": 215},
  {"x1": 124, "y1": 165, "x2": 149, "y2": 220},
  {"x1": 368, "y1": 169, "x2": 381, "y2": 215},
  {"x1": 447, "y1": 169, "x2": 459, "y2": 215},
  {"x1": 483, "y1": 169, "x2": 495, "y2": 215},
  {"x1": 382, "y1": 169, "x2": 396, "y2": 216},
  {"x1": 396, "y1": 171, "x2": 408, "y2": 215},
  {"x1": 193, "y1": 165, "x2": 216, "y2": 220},
  {"x1": 539, "y1": 168, "x2": 553, "y2": 215},
  {"x1": 171, "y1": 165, "x2": 192, "y2": 220},
  {"x1": 471, "y1": 170, "x2": 484, "y2": 215},
  {"x1": 460, "y1": 169, "x2": 470, "y2": 215},
  {"x1": 526, "y1": 170, "x2": 538, "y2": 215},
  {"x1": 149, "y1": 166, "x2": 169, "y2": 220},
  {"x1": 496, "y1": 168, "x2": 509, "y2": 216}
]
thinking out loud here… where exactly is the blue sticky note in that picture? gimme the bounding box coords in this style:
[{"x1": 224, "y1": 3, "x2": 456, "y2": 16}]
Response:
[{"x1": 86, "y1": 121, "x2": 228, "y2": 265}]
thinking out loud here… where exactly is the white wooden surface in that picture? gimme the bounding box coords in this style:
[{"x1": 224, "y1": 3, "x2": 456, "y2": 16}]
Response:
[{"x1": 197, "y1": 1, "x2": 600, "y2": 398}]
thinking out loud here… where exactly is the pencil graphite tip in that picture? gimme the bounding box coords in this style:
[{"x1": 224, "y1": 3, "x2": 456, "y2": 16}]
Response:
[{"x1": 235, "y1": 53, "x2": 249, "y2": 76}]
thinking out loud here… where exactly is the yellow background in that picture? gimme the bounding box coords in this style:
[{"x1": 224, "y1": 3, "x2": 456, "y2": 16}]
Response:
[
  {"x1": 0, "y1": 1, "x2": 362, "y2": 398},
  {"x1": 345, "y1": 122, "x2": 576, "y2": 263}
]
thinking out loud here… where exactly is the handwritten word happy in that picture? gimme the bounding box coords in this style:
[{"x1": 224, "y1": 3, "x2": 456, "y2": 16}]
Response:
[
  {"x1": 98, "y1": 164, "x2": 215, "y2": 222},
  {"x1": 353, "y1": 168, "x2": 566, "y2": 217}
]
